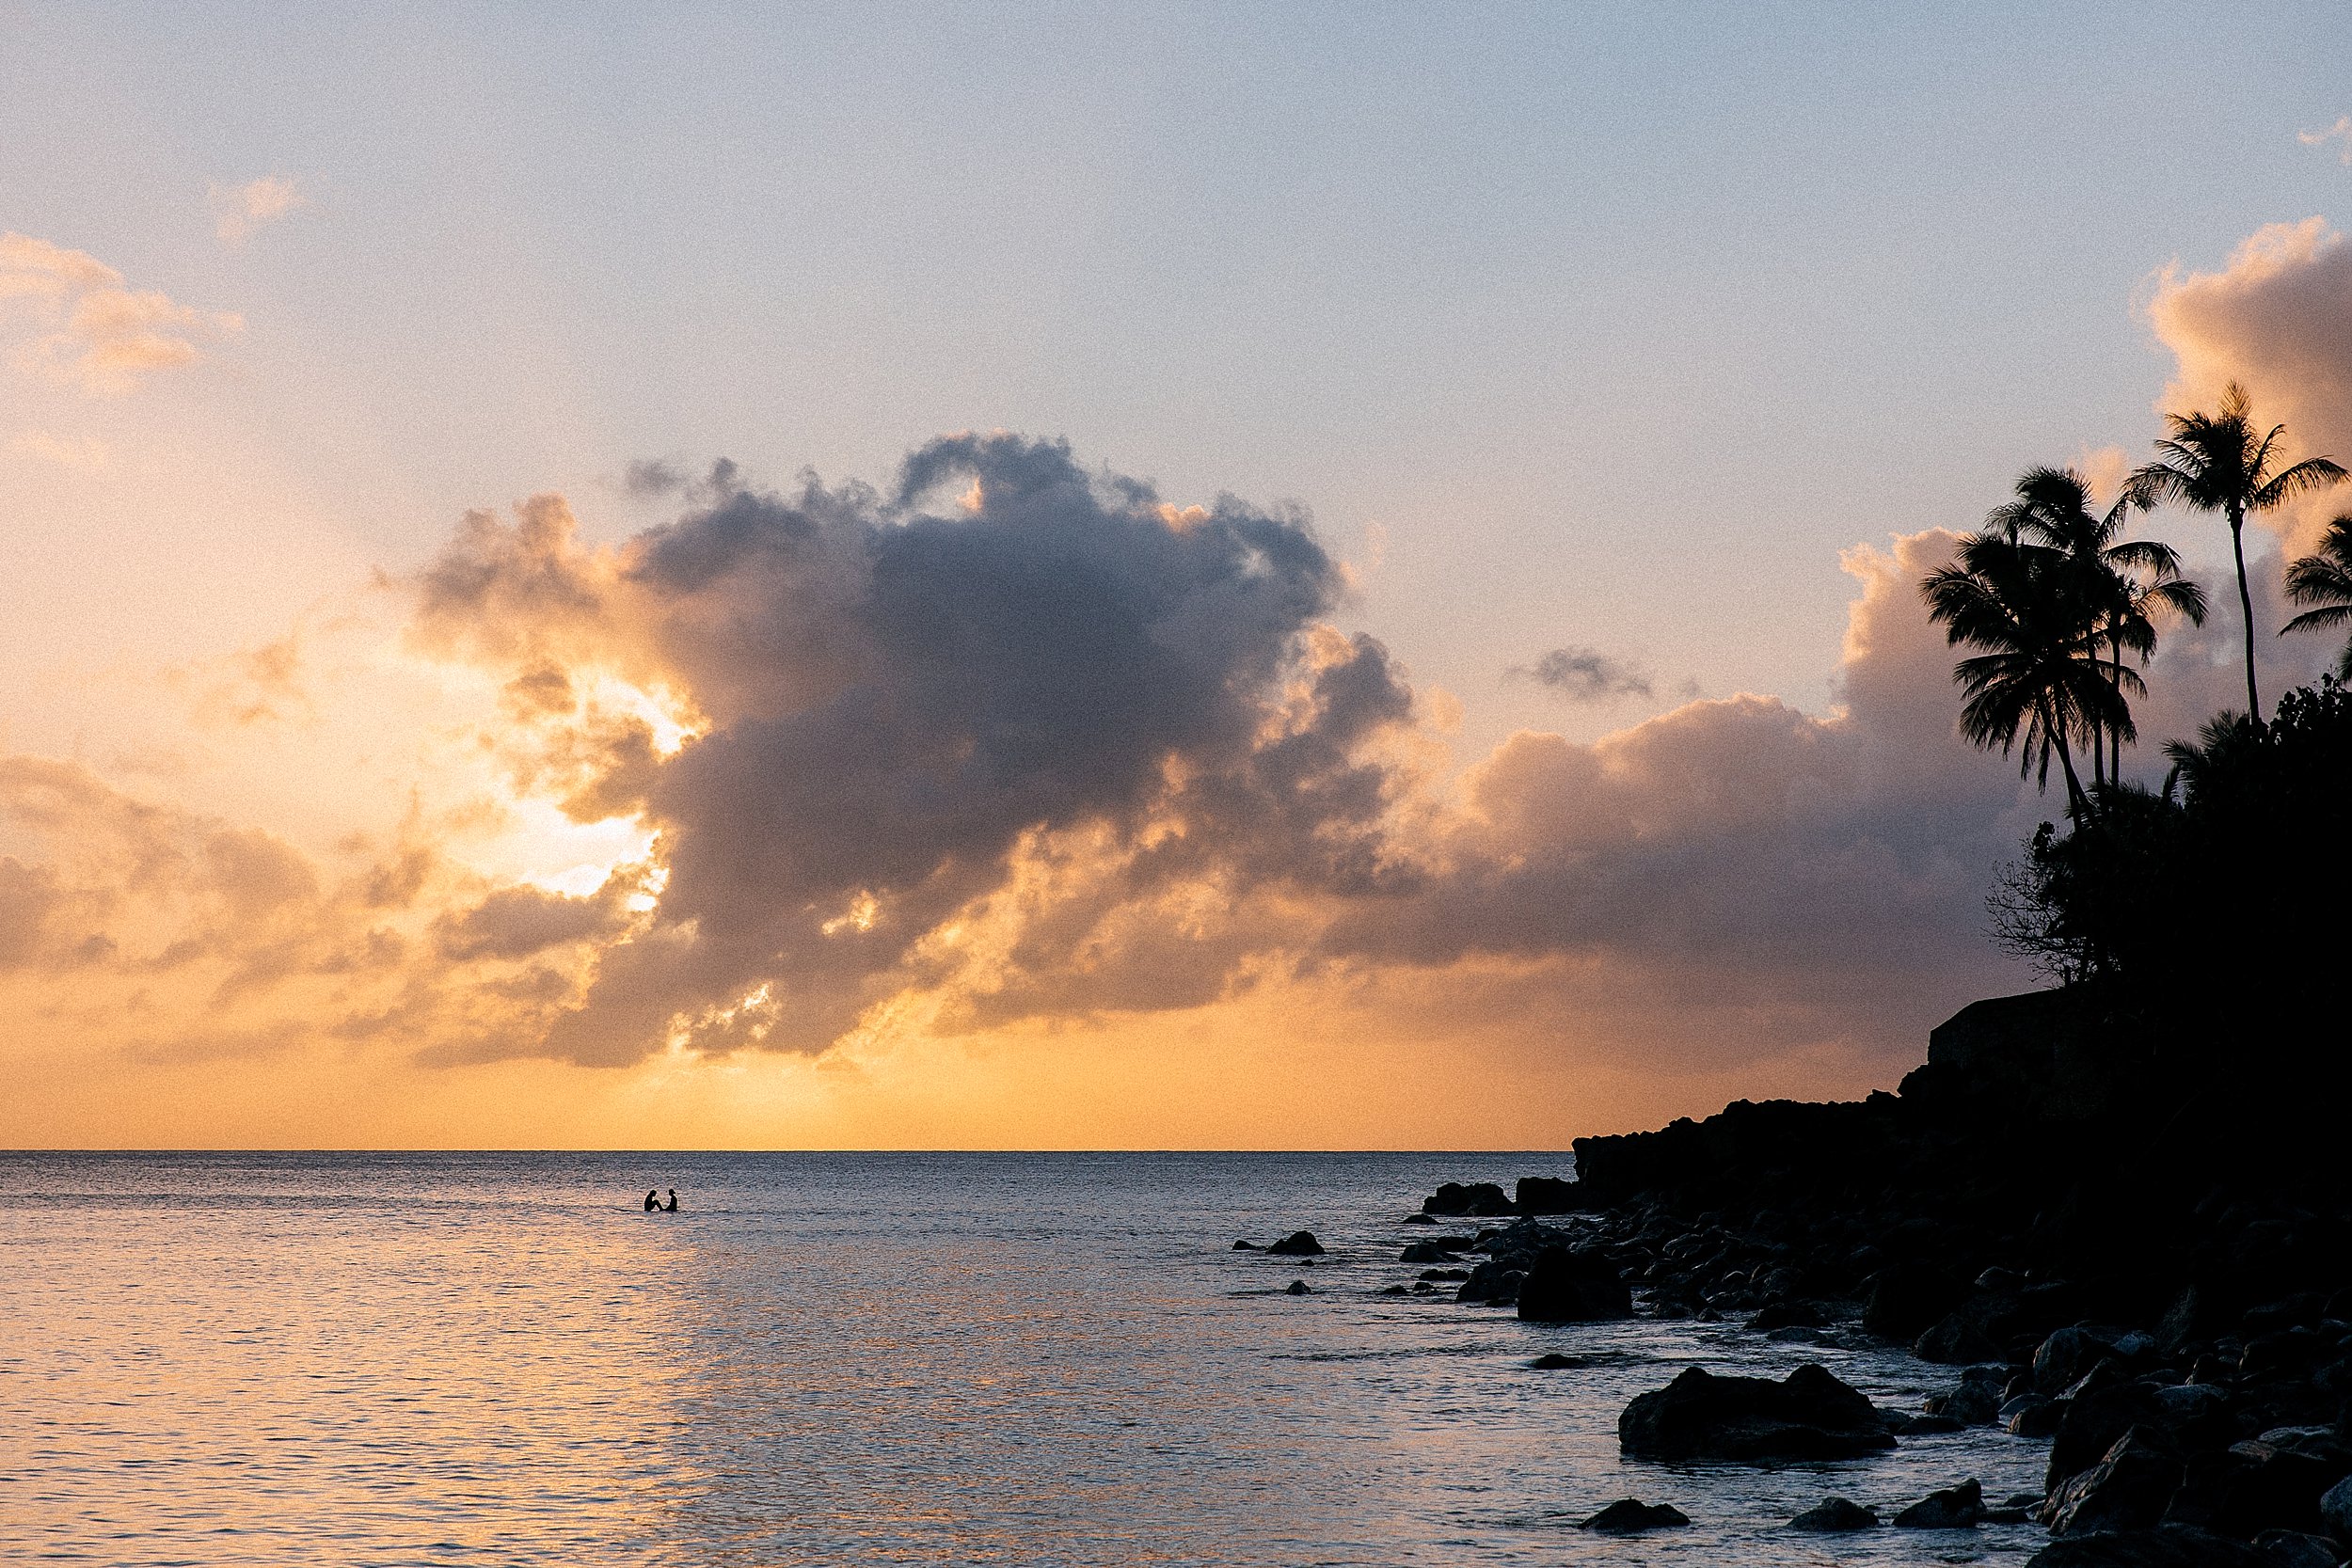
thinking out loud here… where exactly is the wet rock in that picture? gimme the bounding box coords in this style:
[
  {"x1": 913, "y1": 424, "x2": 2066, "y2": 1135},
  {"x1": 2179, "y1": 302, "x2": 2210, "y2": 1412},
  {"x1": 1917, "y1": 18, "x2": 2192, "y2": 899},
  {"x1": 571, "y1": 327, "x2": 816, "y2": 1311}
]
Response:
[
  {"x1": 1788, "y1": 1497, "x2": 1878, "y2": 1531},
  {"x1": 1417, "y1": 1268, "x2": 1468, "y2": 1282},
  {"x1": 1924, "y1": 1365, "x2": 2008, "y2": 1425},
  {"x1": 1577, "y1": 1498, "x2": 1689, "y2": 1534},
  {"x1": 2049, "y1": 1382, "x2": 2169, "y2": 1490},
  {"x1": 1267, "y1": 1231, "x2": 1325, "y2": 1257},
  {"x1": 1750, "y1": 1299, "x2": 1828, "y2": 1331},
  {"x1": 1422, "y1": 1181, "x2": 1513, "y2": 1218},
  {"x1": 2038, "y1": 1325, "x2": 2120, "y2": 1395},
  {"x1": 1283, "y1": 1279, "x2": 1310, "y2": 1295},
  {"x1": 2249, "y1": 1530, "x2": 2339, "y2": 1568},
  {"x1": 1399, "y1": 1241, "x2": 1454, "y2": 1263},
  {"x1": 1531, "y1": 1353, "x2": 1579, "y2": 1370},
  {"x1": 1619, "y1": 1363, "x2": 1895, "y2": 1463},
  {"x1": 1916, "y1": 1310, "x2": 2006, "y2": 1365},
  {"x1": 1401, "y1": 1212, "x2": 1436, "y2": 1226},
  {"x1": 1232, "y1": 1240, "x2": 1261, "y2": 1250},
  {"x1": 1883, "y1": 1410, "x2": 1965, "y2": 1436},
  {"x1": 1454, "y1": 1260, "x2": 1523, "y2": 1306},
  {"x1": 2044, "y1": 1429, "x2": 2180, "y2": 1537},
  {"x1": 1378, "y1": 1283, "x2": 1407, "y2": 1295},
  {"x1": 1516, "y1": 1176, "x2": 1578, "y2": 1214},
  {"x1": 1895, "y1": 1478, "x2": 1985, "y2": 1528},
  {"x1": 1518, "y1": 1246, "x2": 1632, "y2": 1323},
  {"x1": 2025, "y1": 1525, "x2": 2266, "y2": 1567},
  {"x1": 1863, "y1": 1261, "x2": 1960, "y2": 1340},
  {"x1": 2321, "y1": 1475, "x2": 2352, "y2": 1543}
]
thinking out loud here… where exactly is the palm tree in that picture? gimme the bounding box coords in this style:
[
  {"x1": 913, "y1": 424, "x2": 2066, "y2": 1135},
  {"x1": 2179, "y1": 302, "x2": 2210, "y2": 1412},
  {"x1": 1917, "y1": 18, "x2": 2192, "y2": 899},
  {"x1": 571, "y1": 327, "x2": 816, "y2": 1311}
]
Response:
[
  {"x1": 1922, "y1": 529, "x2": 2124, "y2": 818},
  {"x1": 1987, "y1": 467, "x2": 2203, "y2": 786},
  {"x1": 2130, "y1": 382, "x2": 2346, "y2": 722},
  {"x1": 2282, "y1": 515, "x2": 2352, "y2": 678}
]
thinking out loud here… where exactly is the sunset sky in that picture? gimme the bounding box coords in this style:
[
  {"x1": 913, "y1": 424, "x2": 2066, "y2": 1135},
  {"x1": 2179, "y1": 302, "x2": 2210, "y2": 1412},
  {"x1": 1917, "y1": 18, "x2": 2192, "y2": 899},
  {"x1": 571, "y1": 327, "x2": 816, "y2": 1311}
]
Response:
[{"x1": 3, "y1": 4, "x2": 2347, "y2": 1148}]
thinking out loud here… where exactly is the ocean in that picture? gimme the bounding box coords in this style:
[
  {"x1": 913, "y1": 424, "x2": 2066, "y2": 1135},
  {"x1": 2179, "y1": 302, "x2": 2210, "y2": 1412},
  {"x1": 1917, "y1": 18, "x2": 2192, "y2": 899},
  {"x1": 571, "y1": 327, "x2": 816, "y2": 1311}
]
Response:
[{"x1": 5, "y1": 1151, "x2": 2051, "y2": 1564}]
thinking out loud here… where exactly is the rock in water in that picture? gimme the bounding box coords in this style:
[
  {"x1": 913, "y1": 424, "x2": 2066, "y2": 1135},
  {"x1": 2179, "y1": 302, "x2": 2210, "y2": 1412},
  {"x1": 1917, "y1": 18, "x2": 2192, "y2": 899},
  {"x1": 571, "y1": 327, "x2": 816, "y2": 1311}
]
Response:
[
  {"x1": 1266, "y1": 1231, "x2": 1325, "y2": 1256},
  {"x1": 2249, "y1": 1531, "x2": 2339, "y2": 1568},
  {"x1": 1618, "y1": 1363, "x2": 1895, "y2": 1463},
  {"x1": 1894, "y1": 1478, "x2": 1985, "y2": 1528},
  {"x1": 1422, "y1": 1180, "x2": 1513, "y2": 1217},
  {"x1": 2025, "y1": 1525, "x2": 2266, "y2": 1566},
  {"x1": 1231, "y1": 1239, "x2": 1260, "y2": 1250},
  {"x1": 1518, "y1": 1246, "x2": 1632, "y2": 1323},
  {"x1": 1577, "y1": 1498, "x2": 1689, "y2": 1534},
  {"x1": 2043, "y1": 1429, "x2": 2179, "y2": 1537},
  {"x1": 1515, "y1": 1176, "x2": 1578, "y2": 1213},
  {"x1": 1789, "y1": 1497, "x2": 1879, "y2": 1531},
  {"x1": 1283, "y1": 1280, "x2": 1310, "y2": 1295}
]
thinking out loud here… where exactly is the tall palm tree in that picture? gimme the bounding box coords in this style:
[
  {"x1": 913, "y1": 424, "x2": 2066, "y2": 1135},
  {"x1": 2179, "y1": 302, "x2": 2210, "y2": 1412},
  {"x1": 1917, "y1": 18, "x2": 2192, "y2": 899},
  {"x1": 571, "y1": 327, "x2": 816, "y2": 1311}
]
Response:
[
  {"x1": 1987, "y1": 467, "x2": 2203, "y2": 785},
  {"x1": 2130, "y1": 382, "x2": 2346, "y2": 722},
  {"x1": 2282, "y1": 515, "x2": 2352, "y2": 678},
  {"x1": 1921, "y1": 529, "x2": 2124, "y2": 818}
]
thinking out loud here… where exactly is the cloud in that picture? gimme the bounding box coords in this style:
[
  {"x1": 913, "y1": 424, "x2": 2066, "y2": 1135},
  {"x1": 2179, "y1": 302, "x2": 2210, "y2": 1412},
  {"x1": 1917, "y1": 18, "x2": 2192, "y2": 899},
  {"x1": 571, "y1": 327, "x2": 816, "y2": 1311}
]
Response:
[
  {"x1": 1511, "y1": 644, "x2": 1655, "y2": 703},
  {"x1": 2301, "y1": 118, "x2": 2352, "y2": 166},
  {"x1": 405, "y1": 433, "x2": 1421, "y2": 1065},
  {"x1": 211, "y1": 176, "x2": 304, "y2": 245},
  {"x1": 0, "y1": 231, "x2": 242, "y2": 392},
  {"x1": 7, "y1": 430, "x2": 106, "y2": 470},
  {"x1": 2145, "y1": 219, "x2": 2352, "y2": 550}
]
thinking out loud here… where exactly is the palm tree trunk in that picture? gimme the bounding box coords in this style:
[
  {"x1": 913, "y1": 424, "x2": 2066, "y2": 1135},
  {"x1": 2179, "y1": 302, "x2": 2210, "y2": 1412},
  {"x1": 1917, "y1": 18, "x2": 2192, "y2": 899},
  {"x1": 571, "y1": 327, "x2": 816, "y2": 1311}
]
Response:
[
  {"x1": 2230, "y1": 501, "x2": 2262, "y2": 722},
  {"x1": 2110, "y1": 633, "x2": 2125, "y2": 781},
  {"x1": 2054, "y1": 728, "x2": 2088, "y2": 819}
]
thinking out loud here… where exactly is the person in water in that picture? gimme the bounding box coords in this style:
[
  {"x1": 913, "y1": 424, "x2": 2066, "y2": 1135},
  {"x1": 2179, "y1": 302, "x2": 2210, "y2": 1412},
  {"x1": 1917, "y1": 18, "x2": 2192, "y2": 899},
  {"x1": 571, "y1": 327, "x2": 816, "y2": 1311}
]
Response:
[
  {"x1": 644, "y1": 1189, "x2": 660, "y2": 1212},
  {"x1": 664, "y1": 1189, "x2": 679, "y2": 1212}
]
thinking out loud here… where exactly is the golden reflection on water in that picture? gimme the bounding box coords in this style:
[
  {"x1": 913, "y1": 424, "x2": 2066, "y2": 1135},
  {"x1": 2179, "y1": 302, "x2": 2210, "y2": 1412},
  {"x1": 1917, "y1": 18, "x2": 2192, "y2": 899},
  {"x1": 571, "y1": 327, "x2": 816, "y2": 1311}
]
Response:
[
  {"x1": 7, "y1": 1153, "x2": 2056, "y2": 1566},
  {"x1": 5, "y1": 1159, "x2": 696, "y2": 1564}
]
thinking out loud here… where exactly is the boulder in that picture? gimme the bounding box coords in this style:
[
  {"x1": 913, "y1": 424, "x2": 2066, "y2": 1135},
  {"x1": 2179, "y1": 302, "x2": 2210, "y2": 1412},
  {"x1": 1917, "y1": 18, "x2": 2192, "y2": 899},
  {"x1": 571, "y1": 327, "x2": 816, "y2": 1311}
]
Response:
[
  {"x1": 2250, "y1": 1531, "x2": 2339, "y2": 1568},
  {"x1": 1401, "y1": 1212, "x2": 1437, "y2": 1226},
  {"x1": 2044, "y1": 1429, "x2": 2181, "y2": 1537},
  {"x1": 2026, "y1": 1526, "x2": 2266, "y2": 1567},
  {"x1": 2164, "y1": 1439, "x2": 2344, "y2": 1539},
  {"x1": 1750, "y1": 1299, "x2": 1828, "y2": 1331},
  {"x1": 1619, "y1": 1363, "x2": 1895, "y2": 1463},
  {"x1": 2005, "y1": 1395, "x2": 2061, "y2": 1436},
  {"x1": 1531, "y1": 1353, "x2": 1580, "y2": 1370},
  {"x1": 1422, "y1": 1181, "x2": 1513, "y2": 1218},
  {"x1": 1924, "y1": 1365, "x2": 2009, "y2": 1425},
  {"x1": 1399, "y1": 1241, "x2": 1453, "y2": 1263},
  {"x1": 2321, "y1": 1475, "x2": 2352, "y2": 1544},
  {"x1": 1516, "y1": 1176, "x2": 1579, "y2": 1214},
  {"x1": 1283, "y1": 1279, "x2": 1310, "y2": 1295},
  {"x1": 1916, "y1": 1311, "x2": 2006, "y2": 1365},
  {"x1": 1454, "y1": 1260, "x2": 1523, "y2": 1306},
  {"x1": 1267, "y1": 1231, "x2": 1325, "y2": 1257},
  {"x1": 1789, "y1": 1497, "x2": 1878, "y2": 1531},
  {"x1": 1577, "y1": 1498, "x2": 1689, "y2": 1534},
  {"x1": 2049, "y1": 1382, "x2": 2169, "y2": 1490},
  {"x1": 1864, "y1": 1262, "x2": 1962, "y2": 1339},
  {"x1": 2038, "y1": 1325, "x2": 2120, "y2": 1395},
  {"x1": 1232, "y1": 1239, "x2": 1260, "y2": 1249},
  {"x1": 1895, "y1": 1479, "x2": 1985, "y2": 1528},
  {"x1": 1518, "y1": 1246, "x2": 1632, "y2": 1323}
]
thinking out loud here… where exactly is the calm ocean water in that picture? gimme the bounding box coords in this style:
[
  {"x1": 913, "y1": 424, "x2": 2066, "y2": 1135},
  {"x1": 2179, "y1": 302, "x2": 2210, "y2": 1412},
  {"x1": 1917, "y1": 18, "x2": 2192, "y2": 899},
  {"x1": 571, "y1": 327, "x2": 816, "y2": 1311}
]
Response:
[{"x1": 4, "y1": 1152, "x2": 2052, "y2": 1564}]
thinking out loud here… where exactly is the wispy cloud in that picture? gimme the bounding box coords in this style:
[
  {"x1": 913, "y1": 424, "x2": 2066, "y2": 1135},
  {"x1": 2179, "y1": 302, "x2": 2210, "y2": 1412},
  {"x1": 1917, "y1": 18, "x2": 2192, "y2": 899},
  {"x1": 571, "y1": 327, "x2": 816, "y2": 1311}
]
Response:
[
  {"x1": 0, "y1": 231, "x2": 242, "y2": 393},
  {"x1": 8, "y1": 429, "x2": 106, "y2": 470},
  {"x1": 2300, "y1": 117, "x2": 2352, "y2": 166},
  {"x1": 210, "y1": 175, "x2": 305, "y2": 245},
  {"x1": 1509, "y1": 645, "x2": 1655, "y2": 704}
]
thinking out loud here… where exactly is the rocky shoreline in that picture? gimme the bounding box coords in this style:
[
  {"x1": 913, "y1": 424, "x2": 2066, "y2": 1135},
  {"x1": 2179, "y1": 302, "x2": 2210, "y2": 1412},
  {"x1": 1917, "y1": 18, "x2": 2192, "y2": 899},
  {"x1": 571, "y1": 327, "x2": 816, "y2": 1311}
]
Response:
[{"x1": 1363, "y1": 990, "x2": 2352, "y2": 1566}]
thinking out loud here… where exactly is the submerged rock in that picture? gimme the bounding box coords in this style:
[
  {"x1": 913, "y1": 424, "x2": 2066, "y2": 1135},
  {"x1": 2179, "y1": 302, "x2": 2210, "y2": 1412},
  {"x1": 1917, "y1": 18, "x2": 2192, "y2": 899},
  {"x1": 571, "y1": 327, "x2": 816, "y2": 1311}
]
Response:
[
  {"x1": 1618, "y1": 1363, "x2": 1895, "y2": 1463},
  {"x1": 1266, "y1": 1231, "x2": 1326, "y2": 1257},
  {"x1": 1231, "y1": 1240, "x2": 1260, "y2": 1250},
  {"x1": 1788, "y1": 1497, "x2": 1878, "y2": 1531},
  {"x1": 1283, "y1": 1279, "x2": 1311, "y2": 1295},
  {"x1": 1894, "y1": 1478, "x2": 1985, "y2": 1528},
  {"x1": 1518, "y1": 1246, "x2": 1632, "y2": 1323},
  {"x1": 2025, "y1": 1525, "x2": 2266, "y2": 1567},
  {"x1": 1577, "y1": 1497, "x2": 1689, "y2": 1534}
]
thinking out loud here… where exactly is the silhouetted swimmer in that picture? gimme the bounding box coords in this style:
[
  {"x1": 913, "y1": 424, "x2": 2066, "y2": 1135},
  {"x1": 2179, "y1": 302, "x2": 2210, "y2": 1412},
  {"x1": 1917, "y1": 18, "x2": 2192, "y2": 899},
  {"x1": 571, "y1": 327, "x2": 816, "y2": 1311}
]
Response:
[
  {"x1": 644, "y1": 1189, "x2": 660, "y2": 1212},
  {"x1": 664, "y1": 1189, "x2": 679, "y2": 1212}
]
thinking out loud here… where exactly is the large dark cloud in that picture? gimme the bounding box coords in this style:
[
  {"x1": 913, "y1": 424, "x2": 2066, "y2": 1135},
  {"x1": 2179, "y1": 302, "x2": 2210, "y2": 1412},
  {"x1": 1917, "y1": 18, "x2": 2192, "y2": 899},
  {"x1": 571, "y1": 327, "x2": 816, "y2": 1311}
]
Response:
[{"x1": 420, "y1": 435, "x2": 1417, "y2": 1065}]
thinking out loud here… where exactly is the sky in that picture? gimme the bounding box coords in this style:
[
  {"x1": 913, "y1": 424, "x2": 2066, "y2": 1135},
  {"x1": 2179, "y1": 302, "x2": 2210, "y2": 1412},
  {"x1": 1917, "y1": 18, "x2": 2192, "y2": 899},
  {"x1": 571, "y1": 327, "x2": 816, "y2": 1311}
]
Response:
[{"x1": 1, "y1": 3, "x2": 2347, "y2": 1148}]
